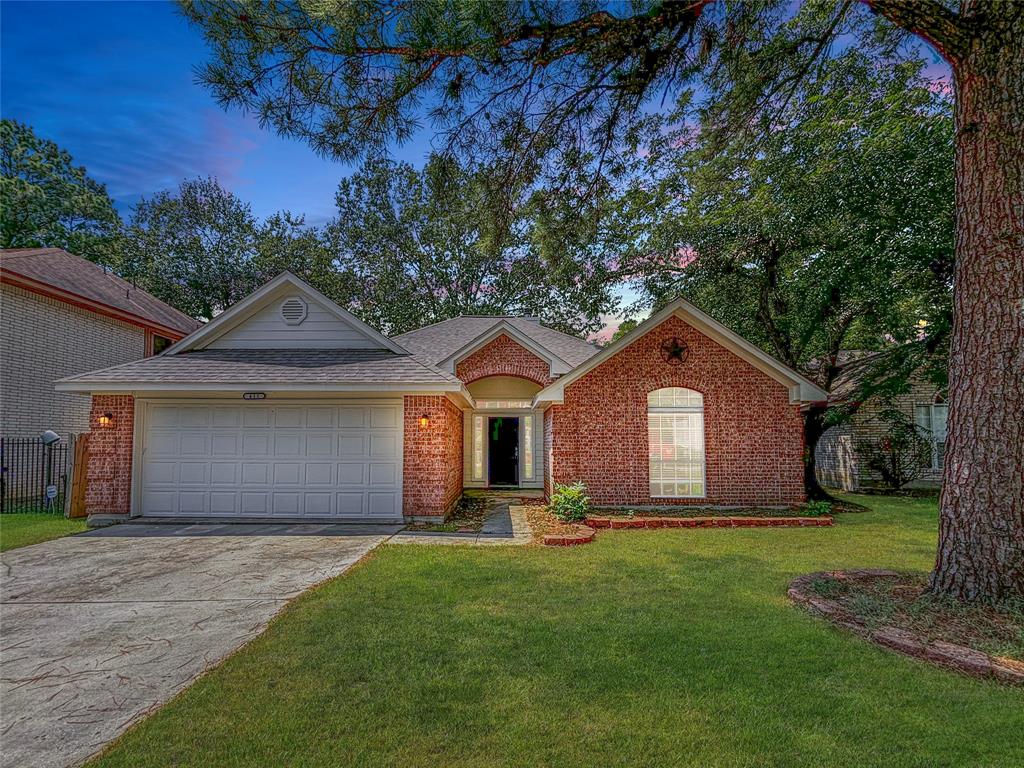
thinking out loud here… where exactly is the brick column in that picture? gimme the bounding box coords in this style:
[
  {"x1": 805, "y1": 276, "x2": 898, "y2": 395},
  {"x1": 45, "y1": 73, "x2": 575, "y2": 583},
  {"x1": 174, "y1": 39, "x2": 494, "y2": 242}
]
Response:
[
  {"x1": 84, "y1": 395, "x2": 135, "y2": 517},
  {"x1": 403, "y1": 395, "x2": 464, "y2": 520}
]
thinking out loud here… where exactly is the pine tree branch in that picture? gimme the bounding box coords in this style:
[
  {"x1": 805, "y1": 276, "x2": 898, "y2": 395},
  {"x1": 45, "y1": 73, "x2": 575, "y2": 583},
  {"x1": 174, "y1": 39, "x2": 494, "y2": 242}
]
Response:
[{"x1": 861, "y1": 0, "x2": 971, "y2": 63}]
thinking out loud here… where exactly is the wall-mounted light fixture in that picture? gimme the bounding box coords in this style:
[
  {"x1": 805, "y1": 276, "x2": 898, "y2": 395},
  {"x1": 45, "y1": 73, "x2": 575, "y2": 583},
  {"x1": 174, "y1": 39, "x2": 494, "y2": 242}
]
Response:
[
  {"x1": 97, "y1": 412, "x2": 114, "y2": 429},
  {"x1": 419, "y1": 413, "x2": 430, "y2": 430}
]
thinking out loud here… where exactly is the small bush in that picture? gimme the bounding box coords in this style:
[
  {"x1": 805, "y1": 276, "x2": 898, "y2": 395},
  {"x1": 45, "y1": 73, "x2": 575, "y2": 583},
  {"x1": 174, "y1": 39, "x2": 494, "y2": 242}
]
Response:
[
  {"x1": 550, "y1": 482, "x2": 590, "y2": 522},
  {"x1": 803, "y1": 500, "x2": 833, "y2": 517}
]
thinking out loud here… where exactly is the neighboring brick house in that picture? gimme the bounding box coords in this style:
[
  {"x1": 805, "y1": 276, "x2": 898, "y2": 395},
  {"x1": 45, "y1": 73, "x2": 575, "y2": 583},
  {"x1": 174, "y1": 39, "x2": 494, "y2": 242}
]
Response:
[
  {"x1": 1, "y1": 248, "x2": 199, "y2": 439},
  {"x1": 815, "y1": 352, "x2": 946, "y2": 491},
  {"x1": 57, "y1": 272, "x2": 826, "y2": 523}
]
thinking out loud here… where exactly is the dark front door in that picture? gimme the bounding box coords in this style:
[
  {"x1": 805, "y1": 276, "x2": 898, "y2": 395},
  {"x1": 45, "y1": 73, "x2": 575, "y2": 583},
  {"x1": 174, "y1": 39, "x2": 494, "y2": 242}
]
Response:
[{"x1": 488, "y1": 416, "x2": 519, "y2": 486}]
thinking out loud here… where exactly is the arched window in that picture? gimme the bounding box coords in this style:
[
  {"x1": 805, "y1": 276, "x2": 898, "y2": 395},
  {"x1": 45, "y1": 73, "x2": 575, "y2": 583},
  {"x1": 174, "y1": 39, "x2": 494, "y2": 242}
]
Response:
[{"x1": 648, "y1": 387, "x2": 705, "y2": 498}]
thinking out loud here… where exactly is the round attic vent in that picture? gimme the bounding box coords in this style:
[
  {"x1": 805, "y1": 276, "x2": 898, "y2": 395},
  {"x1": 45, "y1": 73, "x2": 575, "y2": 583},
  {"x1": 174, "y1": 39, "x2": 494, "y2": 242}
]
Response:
[{"x1": 280, "y1": 296, "x2": 308, "y2": 325}]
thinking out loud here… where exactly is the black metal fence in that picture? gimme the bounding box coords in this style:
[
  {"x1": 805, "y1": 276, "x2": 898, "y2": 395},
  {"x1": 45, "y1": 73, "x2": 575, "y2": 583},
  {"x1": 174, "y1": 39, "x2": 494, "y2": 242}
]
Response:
[{"x1": 0, "y1": 437, "x2": 70, "y2": 514}]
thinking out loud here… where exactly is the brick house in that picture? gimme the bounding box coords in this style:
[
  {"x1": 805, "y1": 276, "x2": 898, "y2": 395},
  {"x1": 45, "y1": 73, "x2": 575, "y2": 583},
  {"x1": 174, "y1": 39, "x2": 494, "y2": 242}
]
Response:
[
  {"x1": 815, "y1": 352, "x2": 946, "y2": 491},
  {"x1": 1, "y1": 248, "x2": 199, "y2": 439},
  {"x1": 57, "y1": 272, "x2": 826, "y2": 523}
]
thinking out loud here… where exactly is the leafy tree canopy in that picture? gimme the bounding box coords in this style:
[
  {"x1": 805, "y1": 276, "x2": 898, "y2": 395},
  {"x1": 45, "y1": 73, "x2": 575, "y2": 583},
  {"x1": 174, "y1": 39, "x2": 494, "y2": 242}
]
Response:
[
  {"x1": 616, "y1": 51, "x2": 953, "y2": 392},
  {"x1": 119, "y1": 177, "x2": 262, "y2": 320},
  {"x1": 328, "y1": 153, "x2": 617, "y2": 336},
  {"x1": 115, "y1": 159, "x2": 616, "y2": 336},
  {"x1": 0, "y1": 119, "x2": 122, "y2": 259}
]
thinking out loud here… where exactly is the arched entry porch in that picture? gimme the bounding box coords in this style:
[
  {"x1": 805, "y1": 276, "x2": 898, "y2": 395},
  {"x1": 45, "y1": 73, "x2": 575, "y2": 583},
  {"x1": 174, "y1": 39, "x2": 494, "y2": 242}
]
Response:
[{"x1": 464, "y1": 376, "x2": 544, "y2": 489}]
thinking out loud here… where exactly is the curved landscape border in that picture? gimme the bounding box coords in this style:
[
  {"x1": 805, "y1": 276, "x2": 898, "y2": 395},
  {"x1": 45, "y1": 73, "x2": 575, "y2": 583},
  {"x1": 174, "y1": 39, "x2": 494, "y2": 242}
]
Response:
[{"x1": 789, "y1": 569, "x2": 1024, "y2": 685}]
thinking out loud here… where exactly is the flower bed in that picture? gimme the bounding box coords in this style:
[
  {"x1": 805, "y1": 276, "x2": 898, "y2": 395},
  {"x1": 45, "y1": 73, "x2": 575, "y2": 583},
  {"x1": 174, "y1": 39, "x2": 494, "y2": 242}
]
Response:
[
  {"x1": 524, "y1": 505, "x2": 596, "y2": 546},
  {"x1": 789, "y1": 569, "x2": 1024, "y2": 684}
]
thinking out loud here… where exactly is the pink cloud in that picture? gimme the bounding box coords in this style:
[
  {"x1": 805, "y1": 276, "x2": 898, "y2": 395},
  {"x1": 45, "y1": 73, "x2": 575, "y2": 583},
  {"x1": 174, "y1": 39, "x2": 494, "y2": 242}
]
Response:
[
  {"x1": 590, "y1": 318, "x2": 621, "y2": 345},
  {"x1": 201, "y1": 109, "x2": 262, "y2": 186}
]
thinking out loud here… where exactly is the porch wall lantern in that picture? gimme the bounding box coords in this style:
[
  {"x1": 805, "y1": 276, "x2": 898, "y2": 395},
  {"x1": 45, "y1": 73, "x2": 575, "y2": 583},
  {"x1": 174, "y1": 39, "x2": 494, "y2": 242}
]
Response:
[
  {"x1": 97, "y1": 412, "x2": 115, "y2": 429},
  {"x1": 419, "y1": 413, "x2": 431, "y2": 430}
]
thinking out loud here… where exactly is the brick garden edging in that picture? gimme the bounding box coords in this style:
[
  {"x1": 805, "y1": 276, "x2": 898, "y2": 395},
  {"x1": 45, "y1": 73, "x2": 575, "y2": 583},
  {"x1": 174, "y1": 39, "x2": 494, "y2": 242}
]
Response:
[
  {"x1": 542, "y1": 526, "x2": 595, "y2": 547},
  {"x1": 586, "y1": 515, "x2": 832, "y2": 529},
  {"x1": 789, "y1": 569, "x2": 1024, "y2": 685},
  {"x1": 541, "y1": 515, "x2": 831, "y2": 547}
]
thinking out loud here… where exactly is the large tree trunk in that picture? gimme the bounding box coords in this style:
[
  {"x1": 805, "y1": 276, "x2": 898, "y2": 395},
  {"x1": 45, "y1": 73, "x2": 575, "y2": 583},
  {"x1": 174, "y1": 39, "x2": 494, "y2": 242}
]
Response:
[
  {"x1": 928, "y1": 5, "x2": 1024, "y2": 601},
  {"x1": 802, "y1": 407, "x2": 835, "y2": 502}
]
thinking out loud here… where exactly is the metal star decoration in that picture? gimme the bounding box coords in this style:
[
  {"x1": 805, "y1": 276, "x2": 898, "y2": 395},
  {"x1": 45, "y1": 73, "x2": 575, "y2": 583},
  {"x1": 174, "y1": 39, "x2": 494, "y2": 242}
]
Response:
[{"x1": 660, "y1": 337, "x2": 689, "y2": 365}]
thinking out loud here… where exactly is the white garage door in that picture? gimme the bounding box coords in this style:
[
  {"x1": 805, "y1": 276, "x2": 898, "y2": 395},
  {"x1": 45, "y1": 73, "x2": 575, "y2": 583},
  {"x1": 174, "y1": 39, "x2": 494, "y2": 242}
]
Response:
[{"x1": 139, "y1": 401, "x2": 403, "y2": 519}]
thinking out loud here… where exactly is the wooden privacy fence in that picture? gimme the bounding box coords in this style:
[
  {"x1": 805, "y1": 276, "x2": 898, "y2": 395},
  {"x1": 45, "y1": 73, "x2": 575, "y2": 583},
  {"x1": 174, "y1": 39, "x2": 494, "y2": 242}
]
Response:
[{"x1": 0, "y1": 434, "x2": 88, "y2": 515}]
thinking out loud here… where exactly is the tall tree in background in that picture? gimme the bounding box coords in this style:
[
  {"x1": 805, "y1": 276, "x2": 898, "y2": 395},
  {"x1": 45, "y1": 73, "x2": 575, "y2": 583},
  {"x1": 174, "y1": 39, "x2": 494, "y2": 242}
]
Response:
[
  {"x1": 121, "y1": 177, "x2": 259, "y2": 319},
  {"x1": 330, "y1": 154, "x2": 616, "y2": 335},
  {"x1": 184, "y1": 0, "x2": 1023, "y2": 602},
  {"x1": 253, "y1": 210, "x2": 358, "y2": 305},
  {"x1": 617, "y1": 52, "x2": 953, "y2": 498},
  {"x1": 0, "y1": 119, "x2": 121, "y2": 259}
]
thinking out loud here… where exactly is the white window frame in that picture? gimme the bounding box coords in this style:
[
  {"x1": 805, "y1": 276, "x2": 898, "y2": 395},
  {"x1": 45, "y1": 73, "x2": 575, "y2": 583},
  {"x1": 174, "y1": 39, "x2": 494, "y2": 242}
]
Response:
[
  {"x1": 472, "y1": 414, "x2": 485, "y2": 481},
  {"x1": 914, "y1": 402, "x2": 948, "y2": 471},
  {"x1": 476, "y1": 399, "x2": 533, "y2": 409},
  {"x1": 648, "y1": 387, "x2": 706, "y2": 499},
  {"x1": 522, "y1": 414, "x2": 534, "y2": 480}
]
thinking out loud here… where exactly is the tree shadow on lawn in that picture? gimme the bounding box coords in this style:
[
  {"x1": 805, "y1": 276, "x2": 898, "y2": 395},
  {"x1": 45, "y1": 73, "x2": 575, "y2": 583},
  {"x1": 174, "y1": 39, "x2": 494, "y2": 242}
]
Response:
[{"x1": 90, "y1": 519, "x2": 1023, "y2": 768}]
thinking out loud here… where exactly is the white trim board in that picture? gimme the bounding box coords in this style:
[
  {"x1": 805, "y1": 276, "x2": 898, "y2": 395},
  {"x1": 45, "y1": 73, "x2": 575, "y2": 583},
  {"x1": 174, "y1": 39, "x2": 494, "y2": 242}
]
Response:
[
  {"x1": 56, "y1": 381, "x2": 466, "y2": 394},
  {"x1": 534, "y1": 298, "x2": 829, "y2": 406}
]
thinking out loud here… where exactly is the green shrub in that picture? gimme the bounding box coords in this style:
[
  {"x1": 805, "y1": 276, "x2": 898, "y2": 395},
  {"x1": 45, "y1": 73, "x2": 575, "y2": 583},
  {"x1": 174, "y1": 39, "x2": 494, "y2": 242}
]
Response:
[
  {"x1": 550, "y1": 482, "x2": 590, "y2": 522},
  {"x1": 803, "y1": 500, "x2": 833, "y2": 517}
]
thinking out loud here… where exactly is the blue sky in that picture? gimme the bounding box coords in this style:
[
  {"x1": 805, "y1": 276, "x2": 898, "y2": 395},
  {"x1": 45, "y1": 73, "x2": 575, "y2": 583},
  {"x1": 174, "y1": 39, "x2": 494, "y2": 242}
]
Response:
[{"x1": 1, "y1": 0, "x2": 430, "y2": 224}]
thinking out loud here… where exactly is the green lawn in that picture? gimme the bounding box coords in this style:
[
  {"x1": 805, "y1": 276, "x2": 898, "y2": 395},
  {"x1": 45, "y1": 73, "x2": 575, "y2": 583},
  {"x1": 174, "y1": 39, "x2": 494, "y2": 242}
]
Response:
[
  {"x1": 0, "y1": 512, "x2": 87, "y2": 551},
  {"x1": 92, "y1": 495, "x2": 1022, "y2": 768}
]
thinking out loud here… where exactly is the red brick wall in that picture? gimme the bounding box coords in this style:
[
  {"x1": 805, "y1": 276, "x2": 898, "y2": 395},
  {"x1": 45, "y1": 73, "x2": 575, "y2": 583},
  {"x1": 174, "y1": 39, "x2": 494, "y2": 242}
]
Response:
[
  {"x1": 403, "y1": 395, "x2": 464, "y2": 519},
  {"x1": 543, "y1": 407, "x2": 554, "y2": 498},
  {"x1": 455, "y1": 334, "x2": 554, "y2": 386},
  {"x1": 85, "y1": 395, "x2": 135, "y2": 516},
  {"x1": 549, "y1": 315, "x2": 806, "y2": 506}
]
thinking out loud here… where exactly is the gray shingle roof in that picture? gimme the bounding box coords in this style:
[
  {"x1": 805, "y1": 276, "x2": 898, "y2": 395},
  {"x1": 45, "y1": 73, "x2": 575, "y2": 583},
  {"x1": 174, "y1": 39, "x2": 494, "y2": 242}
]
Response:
[
  {"x1": 394, "y1": 316, "x2": 600, "y2": 367},
  {"x1": 1, "y1": 248, "x2": 200, "y2": 335},
  {"x1": 58, "y1": 349, "x2": 461, "y2": 387}
]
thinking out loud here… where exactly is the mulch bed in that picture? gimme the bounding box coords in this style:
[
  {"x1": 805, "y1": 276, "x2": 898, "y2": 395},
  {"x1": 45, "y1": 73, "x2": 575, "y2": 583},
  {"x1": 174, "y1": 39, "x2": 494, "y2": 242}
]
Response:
[
  {"x1": 404, "y1": 495, "x2": 490, "y2": 533},
  {"x1": 523, "y1": 505, "x2": 593, "y2": 546},
  {"x1": 790, "y1": 569, "x2": 1024, "y2": 684}
]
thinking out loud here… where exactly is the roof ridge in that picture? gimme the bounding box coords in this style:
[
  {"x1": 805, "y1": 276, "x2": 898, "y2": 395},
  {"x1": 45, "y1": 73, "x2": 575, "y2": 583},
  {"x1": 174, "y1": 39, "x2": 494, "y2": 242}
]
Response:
[
  {"x1": 509, "y1": 317, "x2": 599, "y2": 349},
  {"x1": 393, "y1": 315, "x2": 516, "y2": 338}
]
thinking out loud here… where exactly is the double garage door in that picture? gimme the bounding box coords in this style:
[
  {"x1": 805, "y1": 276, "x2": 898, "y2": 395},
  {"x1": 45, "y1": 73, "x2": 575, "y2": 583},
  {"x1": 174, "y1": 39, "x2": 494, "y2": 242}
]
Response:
[{"x1": 139, "y1": 401, "x2": 403, "y2": 520}]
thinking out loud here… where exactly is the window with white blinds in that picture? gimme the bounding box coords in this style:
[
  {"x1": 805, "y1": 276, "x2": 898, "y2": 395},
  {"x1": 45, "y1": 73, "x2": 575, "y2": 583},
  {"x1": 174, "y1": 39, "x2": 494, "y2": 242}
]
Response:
[
  {"x1": 914, "y1": 403, "x2": 948, "y2": 470},
  {"x1": 648, "y1": 387, "x2": 705, "y2": 498}
]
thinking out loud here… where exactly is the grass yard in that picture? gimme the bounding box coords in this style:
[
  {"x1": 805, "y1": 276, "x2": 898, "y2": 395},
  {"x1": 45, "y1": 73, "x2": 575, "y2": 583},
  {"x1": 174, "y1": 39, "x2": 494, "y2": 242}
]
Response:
[
  {"x1": 0, "y1": 512, "x2": 87, "y2": 552},
  {"x1": 91, "y1": 495, "x2": 1023, "y2": 768}
]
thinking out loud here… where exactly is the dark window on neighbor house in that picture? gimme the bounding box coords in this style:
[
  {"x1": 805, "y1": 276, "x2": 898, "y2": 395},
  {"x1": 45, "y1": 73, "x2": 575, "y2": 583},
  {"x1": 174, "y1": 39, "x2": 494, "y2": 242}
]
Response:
[{"x1": 152, "y1": 335, "x2": 173, "y2": 355}]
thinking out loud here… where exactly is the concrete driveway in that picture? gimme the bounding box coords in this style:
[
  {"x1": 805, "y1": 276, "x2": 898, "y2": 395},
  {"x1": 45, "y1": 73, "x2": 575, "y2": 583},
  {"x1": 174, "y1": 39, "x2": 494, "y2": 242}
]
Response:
[{"x1": 0, "y1": 522, "x2": 399, "y2": 768}]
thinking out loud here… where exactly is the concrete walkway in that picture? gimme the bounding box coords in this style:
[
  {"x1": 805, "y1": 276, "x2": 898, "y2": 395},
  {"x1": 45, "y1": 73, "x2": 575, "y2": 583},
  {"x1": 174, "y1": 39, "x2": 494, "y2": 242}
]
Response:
[
  {"x1": 0, "y1": 523, "x2": 398, "y2": 768},
  {"x1": 389, "y1": 500, "x2": 534, "y2": 546}
]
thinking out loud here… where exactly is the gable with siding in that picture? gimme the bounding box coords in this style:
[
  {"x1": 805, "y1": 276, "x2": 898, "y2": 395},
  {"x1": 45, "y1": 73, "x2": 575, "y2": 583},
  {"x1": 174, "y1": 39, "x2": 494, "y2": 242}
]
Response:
[
  {"x1": 170, "y1": 272, "x2": 405, "y2": 354},
  {"x1": 203, "y1": 295, "x2": 384, "y2": 350}
]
